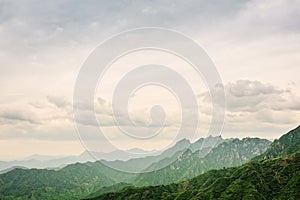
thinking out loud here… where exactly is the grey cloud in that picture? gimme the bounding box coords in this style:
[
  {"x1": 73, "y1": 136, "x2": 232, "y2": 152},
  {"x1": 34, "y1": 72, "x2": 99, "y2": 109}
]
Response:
[
  {"x1": 227, "y1": 80, "x2": 284, "y2": 97},
  {"x1": 74, "y1": 109, "x2": 104, "y2": 127},
  {"x1": 287, "y1": 100, "x2": 300, "y2": 110},
  {"x1": 0, "y1": 0, "x2": 253, "y2": 67},
  {"x1": 254, "y1": 109, "x2": 297, "y2": 124},
  {"x1": 1, "y1": 0, "x2": 297, "y2": 53},
  {"x1": 97, "y1": 97, "x2": 106, "y2": 105},
  {"x1": 47, "y1": 96, "x2": 70, "y2": 108},
  {"x1": 0, "y1": 0, "x2": 249, "y2": 31},
  {"x1": 1, "y1": 0, "x2": 299, "y2": 76},
  {"x1": 202, "y1": 80, "x2": 300, "y2": 112},
  {"x1": 199, "y1": 80, "x2": 300, "y2": 137},
  {"x1": 75, "y1": 97, "x2": 180, "y2": 128},
  {"x1": 0, "y1": 109, "x2": 40, "y2": 125},
  {"x1": 213, "y1": 0, "x2": 300, "y2": 41}
]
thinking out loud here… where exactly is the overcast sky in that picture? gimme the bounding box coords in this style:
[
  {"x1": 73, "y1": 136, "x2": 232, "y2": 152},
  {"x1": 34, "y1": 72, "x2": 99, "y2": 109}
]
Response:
[{"x1": 0, "y1": 0, "x2": 300, "y2": 160}]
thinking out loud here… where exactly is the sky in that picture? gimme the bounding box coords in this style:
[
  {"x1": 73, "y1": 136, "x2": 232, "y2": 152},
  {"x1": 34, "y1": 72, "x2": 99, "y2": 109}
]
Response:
[{"x1": 0, "y1": 0, "x2": 300, "y2": 160}]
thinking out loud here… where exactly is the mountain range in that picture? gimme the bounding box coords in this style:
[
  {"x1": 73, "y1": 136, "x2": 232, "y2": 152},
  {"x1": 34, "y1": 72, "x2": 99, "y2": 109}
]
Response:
[
  {"x1": 91, "y1": 152, "x2": 300, "y2": 200},
  {"x1": 0, "y1": 126, "x2": 299, "y2": 199},
  {"x1": 0, "y1": 148, "x2": 155, "y2": 173},
  {"x1": 87, "y1": 125, "x2": 300, "y2": 200},
  {"x1": 134, "y1": 137, "x2": 271, "y2": 186}
]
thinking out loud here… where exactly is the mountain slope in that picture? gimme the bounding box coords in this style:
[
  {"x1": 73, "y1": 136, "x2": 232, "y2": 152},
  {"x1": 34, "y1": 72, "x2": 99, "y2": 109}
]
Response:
[
  {"x1": 0, "y1": 137, "x2": 278, "y2": 199},
  {"x1": 90, "y1": 151, "x2": 300, "y2": 200},
  {"x1": 101, "y1": 136, "x2": 225, "y2": 173},
  {"x1": 0, "y1": 136, "x2": 224, "y2": 174},
  {"x1": 254, "y1": 125, "x2": 300, "y2": 160},
  {"x1": 100, "y1": 138, "x2": 191, "y2": 173},
  {"x1": 0, "y1": 136, "x2": 224, "y2": 200},
  {"x1": 0, "y1": 162, "x2": 136, "y2": 200},
  {"x1": 83, "y1": 183, "x2": 132, "y2": 199},
  {"x1": 134, "y1": 138, "x2": 271, "y2": 186},
  {"x1": 189, "y1": 135, "x2": 224, "y2": 152},
  {"x1": 0, "y1": 148, "x2": 155, "y2": 173}
]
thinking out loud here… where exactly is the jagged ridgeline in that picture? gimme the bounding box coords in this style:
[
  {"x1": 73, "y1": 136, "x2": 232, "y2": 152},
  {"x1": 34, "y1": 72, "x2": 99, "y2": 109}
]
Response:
[
  {"x1": 133, "y1": 137, "x2": 271, "y2": 186},
  {"x1": 1, "y1": 126, "x2": 300, "y2": 200},
  {"x1": 253, "y1": 125, "x2": 300, "y2": 160},
  {"x1": 90, "y1": 152, "x2": 300, "y2": 200},
  {"x1": 87, "y1": 125, "x2": 300, "y2": 200}
]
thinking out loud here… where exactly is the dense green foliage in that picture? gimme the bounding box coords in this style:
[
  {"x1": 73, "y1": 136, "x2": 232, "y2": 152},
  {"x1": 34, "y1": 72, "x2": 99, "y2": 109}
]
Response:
[
  {"x1": 5, "y1": 127, "x2": 300, "y2": 200},
  {"x1": 91, "y1": 152, "x2": 300, "y2": 200},
  {"x1": 0, "y1": 162, "x2": 136, "y2": 200},
  {"x1": 89, "y1": 126, "x2": 300, "y2": 200},
  {"x1": 134, "y1": 138, "x2": 271, "y2": 186},
  {"x1": 83, "y1": 182, "x2": 132, "y2": 199},
  {"x1": 0, "y1": 137, "x2": 270, "y2": 200},
  {"x1": 254, "y1": 125, "x2": 300, "y2": 160},
  {"x1": 101, "y1": 136, "x2": 224, "y2": 173}
]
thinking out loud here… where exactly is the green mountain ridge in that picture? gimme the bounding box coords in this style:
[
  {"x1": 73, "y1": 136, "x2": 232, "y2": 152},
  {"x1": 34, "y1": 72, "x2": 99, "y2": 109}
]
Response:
[
  {"x1": 7, "y1": 129, "x2": 300, "y2": 200},
  {"x1": 83, "y1": 182, "x2": 132, "y2": 199},
  {"x1": 90, "y1": 152, "x2": 300, "y2": 200},
  {"x1": 101, "y1": 136, "x2": 224, "y2": 173},
  {"x1": 82, "y1": 137, "x2": 271, "y2": 199},
  {"x1": 253, "y1": 125, "x2": 300, "y2": 160},
  {"x1": 87, "y1": 125, "x2": 300, "y2": 200},
  {"x1": 0, "y1": 136, "x2": 224, "y2": 200},
  {"x1": 134, "y1": 137, "x2": 271, "y2": 186},
  {"x1": 0, "y1": 161, "x2": 136, "y2": 200}
]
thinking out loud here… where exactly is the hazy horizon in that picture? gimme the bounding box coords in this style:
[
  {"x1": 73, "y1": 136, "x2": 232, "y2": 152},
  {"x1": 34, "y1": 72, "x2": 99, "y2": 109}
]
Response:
[{"x1": 0, "y1": 126, "x2": 295, "y2": 161}]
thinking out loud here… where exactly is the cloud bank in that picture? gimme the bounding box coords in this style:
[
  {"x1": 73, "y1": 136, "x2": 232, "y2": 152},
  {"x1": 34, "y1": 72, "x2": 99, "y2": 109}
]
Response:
[{"x1": 0, "y1": 0, "x2": 299, "y2": 159}]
